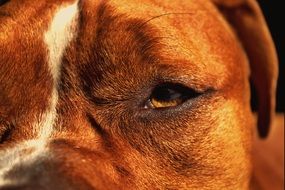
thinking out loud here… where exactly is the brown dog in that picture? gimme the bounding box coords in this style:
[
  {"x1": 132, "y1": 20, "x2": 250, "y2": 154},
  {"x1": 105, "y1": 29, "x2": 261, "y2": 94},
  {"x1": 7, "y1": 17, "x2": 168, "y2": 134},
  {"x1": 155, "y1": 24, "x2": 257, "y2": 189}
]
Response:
[{"x1": 0, "y1": 0, "x2": 278, "y2": 189}]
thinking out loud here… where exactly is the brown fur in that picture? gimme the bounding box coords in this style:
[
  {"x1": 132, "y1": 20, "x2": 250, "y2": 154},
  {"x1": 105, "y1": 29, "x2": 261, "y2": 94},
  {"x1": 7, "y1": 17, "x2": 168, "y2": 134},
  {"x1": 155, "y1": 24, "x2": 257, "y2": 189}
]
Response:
[{"x1": 0, "y1": 0, "x2": 278, "y2": 189}]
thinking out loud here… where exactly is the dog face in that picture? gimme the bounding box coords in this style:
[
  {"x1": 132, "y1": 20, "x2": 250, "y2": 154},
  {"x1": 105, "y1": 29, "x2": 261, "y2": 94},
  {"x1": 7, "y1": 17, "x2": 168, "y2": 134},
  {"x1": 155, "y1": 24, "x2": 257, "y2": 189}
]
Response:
[{"x1": 0, "y1": 0, "x2": 278, "y2": 189}]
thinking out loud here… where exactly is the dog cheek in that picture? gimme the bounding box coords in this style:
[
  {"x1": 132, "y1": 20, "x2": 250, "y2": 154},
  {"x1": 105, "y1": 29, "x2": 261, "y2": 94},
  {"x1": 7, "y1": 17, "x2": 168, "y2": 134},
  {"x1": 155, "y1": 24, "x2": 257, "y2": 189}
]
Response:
[{"x1": 204, "y1": 100, "x2": 252, "y2": 188}]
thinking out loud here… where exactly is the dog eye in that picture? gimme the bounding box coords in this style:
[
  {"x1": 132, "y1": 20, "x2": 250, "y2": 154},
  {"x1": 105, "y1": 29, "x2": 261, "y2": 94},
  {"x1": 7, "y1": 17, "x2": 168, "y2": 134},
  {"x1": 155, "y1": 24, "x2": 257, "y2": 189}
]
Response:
[{"x1": 145, "y1": 83, "x2": 201, "y2": 109}]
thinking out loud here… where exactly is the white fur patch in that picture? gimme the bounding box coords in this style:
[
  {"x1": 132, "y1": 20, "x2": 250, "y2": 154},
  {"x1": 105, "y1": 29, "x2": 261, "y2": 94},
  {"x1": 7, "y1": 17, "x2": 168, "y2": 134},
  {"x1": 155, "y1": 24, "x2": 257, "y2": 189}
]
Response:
[
  {"x1": 0, "y1": 1, "x2": 79, "y2": 186},
  {"x1": 40, "y1": 0, "x2": 79, "y2": 144}
]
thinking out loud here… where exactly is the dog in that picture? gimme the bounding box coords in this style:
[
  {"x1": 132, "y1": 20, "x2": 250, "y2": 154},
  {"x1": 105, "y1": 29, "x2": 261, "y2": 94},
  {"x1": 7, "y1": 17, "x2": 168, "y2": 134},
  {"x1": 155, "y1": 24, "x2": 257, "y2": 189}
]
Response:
[{"x1": 0, "y1": 0, "x2": 279, "y2": 189}]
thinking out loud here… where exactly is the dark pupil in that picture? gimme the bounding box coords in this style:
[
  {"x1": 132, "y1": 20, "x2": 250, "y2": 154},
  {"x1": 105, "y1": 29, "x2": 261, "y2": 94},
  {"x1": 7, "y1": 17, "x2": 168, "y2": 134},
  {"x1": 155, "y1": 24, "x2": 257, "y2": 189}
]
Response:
[{"x1": 152, "y1": 87, "x2": 182, "y2": 102}]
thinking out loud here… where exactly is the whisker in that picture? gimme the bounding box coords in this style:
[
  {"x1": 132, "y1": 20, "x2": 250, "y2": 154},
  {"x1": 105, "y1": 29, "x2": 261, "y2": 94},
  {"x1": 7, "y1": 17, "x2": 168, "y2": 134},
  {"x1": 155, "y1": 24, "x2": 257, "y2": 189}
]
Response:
[{"x1": 139, "y1": 12, "x2": 195, "y2": 28}]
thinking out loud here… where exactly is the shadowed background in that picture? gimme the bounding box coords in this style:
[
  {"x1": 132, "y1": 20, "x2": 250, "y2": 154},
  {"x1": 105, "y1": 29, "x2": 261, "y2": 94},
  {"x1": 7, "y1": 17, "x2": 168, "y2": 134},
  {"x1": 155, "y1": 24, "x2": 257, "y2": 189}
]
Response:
[
  {"x1": 252, "y1": 3, "x2": 283, "y2": 190},
  {"x1": 257, "y1": 0, "x2": 284, "y2": 112}
]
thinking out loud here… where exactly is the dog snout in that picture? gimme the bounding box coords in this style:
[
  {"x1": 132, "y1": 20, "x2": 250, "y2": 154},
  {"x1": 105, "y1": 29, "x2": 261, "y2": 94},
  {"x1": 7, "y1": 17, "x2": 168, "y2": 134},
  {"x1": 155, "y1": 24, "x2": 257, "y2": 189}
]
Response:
[
  {"x1": 0, "y1": 142, "x2": 94, "y2": 190},
  {"x1": 0, "y1": 155, "x2": 93, "y2": 190}
]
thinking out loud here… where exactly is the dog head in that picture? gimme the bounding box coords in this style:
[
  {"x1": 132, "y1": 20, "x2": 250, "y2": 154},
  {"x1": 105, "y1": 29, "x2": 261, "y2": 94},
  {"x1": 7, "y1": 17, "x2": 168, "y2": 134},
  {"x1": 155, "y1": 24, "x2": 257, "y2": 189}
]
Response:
[{"x1": 0, "y1": 0, "x2": 278, "y2": 189}]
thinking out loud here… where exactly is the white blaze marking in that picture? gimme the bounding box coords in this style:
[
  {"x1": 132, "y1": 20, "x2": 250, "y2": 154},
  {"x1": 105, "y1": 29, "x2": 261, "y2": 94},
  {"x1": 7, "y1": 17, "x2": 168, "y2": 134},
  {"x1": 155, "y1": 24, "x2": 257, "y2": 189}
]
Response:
[
  {"x1": 40, "y1": 0, "x2": 79, "y2": 143},
  {"x1": 0, "y1": 1, "x2": 79, "y2": 186}
]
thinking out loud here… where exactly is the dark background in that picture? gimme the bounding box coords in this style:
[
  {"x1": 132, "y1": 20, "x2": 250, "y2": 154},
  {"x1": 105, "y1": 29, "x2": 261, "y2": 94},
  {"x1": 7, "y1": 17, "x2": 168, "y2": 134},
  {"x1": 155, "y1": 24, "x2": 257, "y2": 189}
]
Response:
[{"x1": 256, "y1": 1, "x2": 284, "y2": 112}]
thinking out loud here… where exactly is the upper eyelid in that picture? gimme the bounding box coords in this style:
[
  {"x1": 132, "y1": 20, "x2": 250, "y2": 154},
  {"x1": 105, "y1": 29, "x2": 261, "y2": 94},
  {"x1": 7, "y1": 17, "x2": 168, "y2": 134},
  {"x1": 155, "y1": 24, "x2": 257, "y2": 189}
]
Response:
[
  {"x1": 155, "y1": 63, "x2": 220, "y2": 92},
  {"x1": 151, "y1": 76, "x2": 214, "y2": 94}
]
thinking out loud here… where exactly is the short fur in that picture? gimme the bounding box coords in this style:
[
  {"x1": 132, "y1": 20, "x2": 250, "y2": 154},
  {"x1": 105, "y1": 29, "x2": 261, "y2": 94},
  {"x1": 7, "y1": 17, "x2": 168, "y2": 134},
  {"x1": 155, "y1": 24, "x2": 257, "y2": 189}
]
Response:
[{"x1": 0, "y1": 0, "x2": 278, "y2": 189}]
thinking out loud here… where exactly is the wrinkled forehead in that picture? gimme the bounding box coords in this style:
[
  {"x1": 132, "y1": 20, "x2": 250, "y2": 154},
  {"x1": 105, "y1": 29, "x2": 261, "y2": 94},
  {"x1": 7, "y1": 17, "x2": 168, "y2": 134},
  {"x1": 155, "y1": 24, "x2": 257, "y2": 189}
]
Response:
[
  {"x1": 80, "y1": 0, "x2": 246, "y2": 88},
  {"x1": 0, "y1": 0, "x2": 246, "y2": 104},
  {"x1": 1, "y1": 0, "x2": 243, "y2": 73}
]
